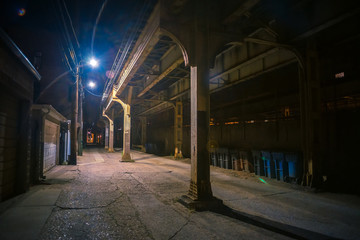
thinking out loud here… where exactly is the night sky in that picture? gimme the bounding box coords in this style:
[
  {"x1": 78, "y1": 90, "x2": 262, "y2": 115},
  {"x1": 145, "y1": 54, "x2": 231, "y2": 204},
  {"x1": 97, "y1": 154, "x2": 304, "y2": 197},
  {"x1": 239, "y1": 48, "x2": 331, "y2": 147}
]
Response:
[{"x1": 0, "y1": 0, "x2": 152, "y2": 124}]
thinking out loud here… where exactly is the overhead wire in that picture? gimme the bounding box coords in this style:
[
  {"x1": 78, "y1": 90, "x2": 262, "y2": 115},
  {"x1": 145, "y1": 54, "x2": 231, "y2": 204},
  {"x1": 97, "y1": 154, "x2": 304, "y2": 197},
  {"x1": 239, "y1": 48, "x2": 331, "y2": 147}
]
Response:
[
  {"x1": 61, "y1": 0, "x2": 79, "y2": 68},
  {"x1": 84, "y1": 88, "x2": 103, "y2": 97},
  {"x1": 54, "y1": 0, "x2": 80, "y2": 76},
  {"x1": 91, "y1": 0, "x2": 108, "y2": 56},
  {"x1": 58, "y1": 0, "x2": 76, "y2": 67},
  {"x1": 52, "y1": 0, "x2": 69, "y2": 63},
  {"x1": 111, "y1": 1, "x2": 151, "y2": 78},
  {"x1": 62, "y1": 0, "x2": 80, "y2": 50},
  {"x1": 101, "y1": 0, "x2": 153, "y2": 104},
  {"x1": 33, "y1": 0, "x2": 77, "y2": 104}
]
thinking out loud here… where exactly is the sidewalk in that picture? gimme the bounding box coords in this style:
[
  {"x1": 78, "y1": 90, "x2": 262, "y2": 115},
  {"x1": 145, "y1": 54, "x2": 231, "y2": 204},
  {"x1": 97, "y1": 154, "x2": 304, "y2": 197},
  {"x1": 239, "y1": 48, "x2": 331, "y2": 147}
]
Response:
[{"x1": 1, "y1": 148, "x2": 360, "y2": 239}]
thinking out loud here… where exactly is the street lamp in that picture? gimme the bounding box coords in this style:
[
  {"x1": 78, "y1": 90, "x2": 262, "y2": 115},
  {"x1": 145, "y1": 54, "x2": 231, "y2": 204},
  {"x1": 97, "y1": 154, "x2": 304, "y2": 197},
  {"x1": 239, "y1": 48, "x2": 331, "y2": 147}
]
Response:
[
  {"x1": 79, "y1": 58, "x2": 99, "y2": 157},
  {"x1": 69, "y1": 58, "x2": 99, "y2": 164},
  {"x1": 89, "y1": 57, "x2": 99, "y2": 68},
  {"x1": 88, "y1": 81, "x2": 96, "y2": 89}
]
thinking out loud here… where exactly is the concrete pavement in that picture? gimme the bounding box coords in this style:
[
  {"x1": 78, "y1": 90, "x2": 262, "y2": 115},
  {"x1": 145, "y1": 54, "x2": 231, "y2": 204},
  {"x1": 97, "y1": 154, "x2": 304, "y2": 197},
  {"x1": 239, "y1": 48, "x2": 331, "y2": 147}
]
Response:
[{"x1": 1, "y1": 148, "x2": 360, "y2": 239}]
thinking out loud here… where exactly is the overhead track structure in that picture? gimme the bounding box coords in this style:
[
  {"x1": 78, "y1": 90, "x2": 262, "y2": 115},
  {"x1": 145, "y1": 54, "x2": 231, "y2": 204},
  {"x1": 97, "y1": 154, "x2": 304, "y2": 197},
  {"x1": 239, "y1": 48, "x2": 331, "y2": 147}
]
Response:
[{"x1": 102, "y1": 0, "x2": 360, "y2": 206}]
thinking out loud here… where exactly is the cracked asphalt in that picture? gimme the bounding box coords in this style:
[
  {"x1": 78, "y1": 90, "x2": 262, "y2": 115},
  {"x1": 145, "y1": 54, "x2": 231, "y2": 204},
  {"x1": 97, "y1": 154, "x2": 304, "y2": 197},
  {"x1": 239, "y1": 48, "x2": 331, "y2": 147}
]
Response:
[{"x1": 1, "y1": 148, "x2": 360, "y2": 240}]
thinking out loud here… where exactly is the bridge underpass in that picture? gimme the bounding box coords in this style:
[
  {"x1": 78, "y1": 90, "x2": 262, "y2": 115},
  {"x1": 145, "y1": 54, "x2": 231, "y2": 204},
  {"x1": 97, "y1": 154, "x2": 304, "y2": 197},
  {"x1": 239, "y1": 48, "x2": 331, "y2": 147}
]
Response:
[
  {"x1": 1, "y1": 0, "x2": 360, "y2": 239},
  {"x1": 101, "y1": 0, "x2": 360, "y2": 208}
]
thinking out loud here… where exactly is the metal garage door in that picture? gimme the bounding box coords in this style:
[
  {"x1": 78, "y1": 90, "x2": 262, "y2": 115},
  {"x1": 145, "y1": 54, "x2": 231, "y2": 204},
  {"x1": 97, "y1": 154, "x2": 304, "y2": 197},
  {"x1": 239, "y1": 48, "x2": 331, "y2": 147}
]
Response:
[{"x1": 43, "y1": 119, "x2": 59, "y2": 172}]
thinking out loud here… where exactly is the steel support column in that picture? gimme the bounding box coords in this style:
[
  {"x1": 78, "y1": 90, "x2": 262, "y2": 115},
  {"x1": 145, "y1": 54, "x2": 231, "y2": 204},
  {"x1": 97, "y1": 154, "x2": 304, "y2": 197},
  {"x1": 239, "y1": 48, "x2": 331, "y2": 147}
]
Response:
[
  {"x1": 141, "y1": 116, "x2": 147, "y2": 152},
  {"x1": 113, "y1": 96, "x2": 132, "y2": 162},
  {"x1": 174, "y1": 101, "x2": 183, "y2": 159},
  {"x1": 103, "y1": 112, "x2": 114, "y2": 152},
  {"x1": 189, "y1": 64, "x2": 213, "y2": 201},
  {"x1": 300, "y1": 41, "x2": 322, "y2": 187},
  {"x1": 122, "y1": 104, "x2": 132, "y2": 161},
  {"x1": 182, "y1": 0, "x2": 220, "y2": 209},
  {"x1": 104, "y1": 121, "x2": 109, "y2": 150}
]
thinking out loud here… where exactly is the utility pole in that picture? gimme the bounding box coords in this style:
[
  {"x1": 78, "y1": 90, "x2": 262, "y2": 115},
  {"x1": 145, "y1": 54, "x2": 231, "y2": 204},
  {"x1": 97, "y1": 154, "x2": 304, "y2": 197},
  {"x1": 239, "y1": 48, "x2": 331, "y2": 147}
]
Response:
[
  {"x1": 78, "y1": 79, "x2": 83, "y2": 156},
  {"x1": 70, "y1": 65, "x2": 79, "y2": 165}
]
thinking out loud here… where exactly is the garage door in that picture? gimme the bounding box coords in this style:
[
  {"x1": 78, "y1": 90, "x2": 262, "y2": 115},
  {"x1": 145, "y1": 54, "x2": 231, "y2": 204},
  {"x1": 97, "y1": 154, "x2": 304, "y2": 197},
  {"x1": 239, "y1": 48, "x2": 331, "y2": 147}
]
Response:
[
  {"x1": 43, "y1": 119, "x2": 59, "y2": 172},
  {"x1": 0, "y1": 92, "x2": 19, "y2": 201}
]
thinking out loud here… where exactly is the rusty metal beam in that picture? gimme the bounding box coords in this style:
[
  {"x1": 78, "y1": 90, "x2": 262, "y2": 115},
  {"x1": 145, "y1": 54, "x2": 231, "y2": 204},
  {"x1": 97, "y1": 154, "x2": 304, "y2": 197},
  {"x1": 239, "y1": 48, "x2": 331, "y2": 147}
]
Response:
[
  {"x1": 127, "y1": 86, "x2": 133, "y2": 105},
  {"x1": 176, "y1": 67, "x2": 190, "y2": 74},
  {"x1": 137, "y1": 58, "x2": 184, "y2": 97},
  {"x1": 210, "y1": 58, "x2": 297, "y2": 94},
  {"x1": 143, "y1": 99, "x2": 167, "y2": 103},
  {"x1": 222, "y1": 0, "x2": 260, "y2": 25},
  {"x1": 292, "y1": 7, "x2": 360, "y2": 42},
  {"x1": 209, "y1": 48, "x2": 279, "y2": 82},
  {"x1": 169, "y1": 89, "x2": 190, "y2": 101},
  {"x1": 243, "y1": 11, "x2": 278, "y2": 37},
  {"x1": 137, "y1": 101, "x2": 175, "y2": 116},
  {"x1": 160, "y1": 44, "x2": 176, "y2": 60},
  {"x1": 112, "y1": 3, "x2": 161, "y2": 97}
]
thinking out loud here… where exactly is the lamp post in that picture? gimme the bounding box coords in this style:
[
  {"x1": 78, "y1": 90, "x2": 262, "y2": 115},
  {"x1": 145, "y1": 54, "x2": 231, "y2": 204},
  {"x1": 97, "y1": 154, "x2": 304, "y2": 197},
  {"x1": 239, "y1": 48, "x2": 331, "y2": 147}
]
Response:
[
  {"x1": 69, "y1": 65, "x2": 79, "y2": 165},
  {"x1": 78, "y1": 80, "x2": 84, "y2": 156},
  {"x1": 69, "y1": 57, "x2": 99, "y2": 165}
]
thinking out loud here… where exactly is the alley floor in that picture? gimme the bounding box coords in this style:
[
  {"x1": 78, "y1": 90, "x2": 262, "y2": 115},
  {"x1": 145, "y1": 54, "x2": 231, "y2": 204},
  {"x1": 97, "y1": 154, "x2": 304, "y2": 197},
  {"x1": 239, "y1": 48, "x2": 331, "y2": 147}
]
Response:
[{"x1": 1, "y1": 148, "x2": 360, "y2": 240}]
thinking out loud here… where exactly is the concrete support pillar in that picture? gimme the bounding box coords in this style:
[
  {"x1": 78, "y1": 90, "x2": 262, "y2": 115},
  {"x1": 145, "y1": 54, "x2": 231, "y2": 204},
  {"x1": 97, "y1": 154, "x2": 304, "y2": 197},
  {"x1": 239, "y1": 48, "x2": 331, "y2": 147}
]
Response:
[
  {"x1": 299, "y1": 41, "x2": 322, "y2": 187},
  {"x1": 174, "y1": 101, "x2": 183, "y2": 159},
  {"x1": 103, "y1": 112, "x2": 114, "y2": 152},
  {"x1": 141, "y1": 116, "x2": 147, "y2": 152}
]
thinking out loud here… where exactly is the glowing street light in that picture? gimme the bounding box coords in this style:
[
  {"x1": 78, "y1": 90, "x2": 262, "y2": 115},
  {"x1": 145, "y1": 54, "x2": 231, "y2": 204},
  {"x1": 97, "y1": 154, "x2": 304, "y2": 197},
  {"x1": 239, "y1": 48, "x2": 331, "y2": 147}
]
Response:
[
  {"x1": 88, "y1": 57, "x2": 99, "y2": 68},
  {"x1": 88, "y1": 81, "x2": 96, "y2": 89},
  {"x1": 70, "y1": 57, "x2": 99, "y2": 164}
]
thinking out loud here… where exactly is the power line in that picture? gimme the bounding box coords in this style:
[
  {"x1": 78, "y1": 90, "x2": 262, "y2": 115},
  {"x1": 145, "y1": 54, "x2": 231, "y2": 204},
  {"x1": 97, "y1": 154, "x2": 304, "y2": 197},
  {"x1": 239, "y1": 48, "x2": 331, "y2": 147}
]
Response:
[
  {"x1": 54, "y1": 0, "x2": 80, "y2": 73},
  {"x1": 84, "y1": 88, "x2": 103, "y2": 97},
  {"x1": 62, "y1": 0, "x2": 80, "y2": 50},
  {"x1": 102, "y1": 0, "x2": 153, "y2": 104},
  {"x1": 91, "y1": 0, "x2": 108, "y2": 56}
]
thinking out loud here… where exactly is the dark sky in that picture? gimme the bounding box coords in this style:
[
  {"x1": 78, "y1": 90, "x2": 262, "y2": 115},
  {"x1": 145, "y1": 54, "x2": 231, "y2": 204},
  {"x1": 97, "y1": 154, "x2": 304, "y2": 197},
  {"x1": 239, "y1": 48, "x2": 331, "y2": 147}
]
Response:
[
  {"x1": 0, "y1": 0, "x2": 153, "y2": 124},
  {"x1": 0, "y1": 0, "x2": 146, "y2": 64}
]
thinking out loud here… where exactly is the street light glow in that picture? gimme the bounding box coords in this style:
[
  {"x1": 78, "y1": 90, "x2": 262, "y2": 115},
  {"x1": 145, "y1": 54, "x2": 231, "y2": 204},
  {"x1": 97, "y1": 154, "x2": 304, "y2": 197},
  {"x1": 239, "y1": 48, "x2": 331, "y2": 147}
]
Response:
[
  {"x1": 88, "y1": 57, "x2": 99, "y2": 68},
  {"x1": 88, "y1": 81, "x2": 96, "y2": 88}
]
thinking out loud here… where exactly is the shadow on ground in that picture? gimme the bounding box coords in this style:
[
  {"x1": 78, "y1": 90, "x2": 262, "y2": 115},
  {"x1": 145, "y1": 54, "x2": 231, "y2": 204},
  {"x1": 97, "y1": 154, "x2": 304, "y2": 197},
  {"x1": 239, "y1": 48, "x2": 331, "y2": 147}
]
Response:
[{"x1": 211, "y1": 203, "x2": 340, "y2": 240}]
